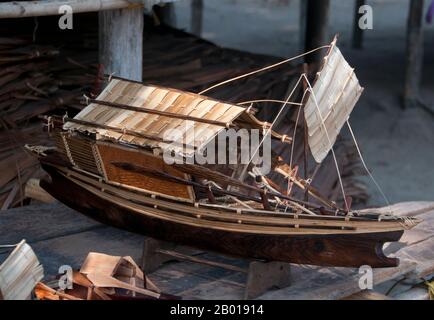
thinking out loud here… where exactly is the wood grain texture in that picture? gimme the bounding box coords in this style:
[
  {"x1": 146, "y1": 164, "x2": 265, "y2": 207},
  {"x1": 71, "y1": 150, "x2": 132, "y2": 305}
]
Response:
[
  {"x1": 99, "y1": 7, "x2": 143, "y2": 82},
  {"x1": 97, "y1": 143, "x2": 194, "y2": 201},
  {"x1": 40, "y1": 164, "x2": 403, "y2": 268},
  {"x1": 3, "y1": 199, "x2": 433, "y2": 300},
  {"x1": 304, "y1": 39, "x2": 363, "y2": 163}
]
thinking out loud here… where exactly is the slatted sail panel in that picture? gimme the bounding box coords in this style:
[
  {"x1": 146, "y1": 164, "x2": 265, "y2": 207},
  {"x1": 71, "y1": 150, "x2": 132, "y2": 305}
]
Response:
[
  {"x1": 65, "y1": 135, "x2": 100, "y2": 175},
  {"x1": 52, "y1": 131, "x2": 70, "y2": 162},
  {"x1": 0, "y1": 240, "x2": 43, "y2": 300},
  {"x1": 63, "y1": 79, "x2": 247, "y2": 157},
  {"x1": 304, "y1": 41, "x2": 364, "y2": 163},
  {"x1": 55, "y1": 132, "x2": 101, "y2": 175}
]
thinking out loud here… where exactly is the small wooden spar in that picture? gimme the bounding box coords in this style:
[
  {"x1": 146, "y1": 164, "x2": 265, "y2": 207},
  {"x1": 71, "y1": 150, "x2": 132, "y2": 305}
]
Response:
[
  {"x1": 87, "y1": 98, "x2": 238, "y2": 128},
  {"x1": 275, "y1": 164, "x2": 338, "y2": 209},
  {"x1": 64, "y1": 117, "x2": 195, "y2": 151}
]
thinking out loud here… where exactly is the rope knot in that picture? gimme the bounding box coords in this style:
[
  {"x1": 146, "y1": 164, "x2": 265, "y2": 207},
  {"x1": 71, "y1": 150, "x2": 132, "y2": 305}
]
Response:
[
  {"x1": 83, "y1": 94, "x2": 90, "y2": 105},
  {"x1": 108, "y1": 72, "x2": 115, "y2": 82}
]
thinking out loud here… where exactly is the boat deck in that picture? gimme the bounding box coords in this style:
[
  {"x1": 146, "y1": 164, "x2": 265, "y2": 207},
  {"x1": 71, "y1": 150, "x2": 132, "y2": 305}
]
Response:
[{"x1": 1, "y1": 201, "x2": 433, "y2": 300}]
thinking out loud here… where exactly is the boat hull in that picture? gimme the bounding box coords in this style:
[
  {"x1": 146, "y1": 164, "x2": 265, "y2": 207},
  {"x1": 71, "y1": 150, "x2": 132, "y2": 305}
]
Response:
[{"x1": 40, "y1": 164, "x2": 403, "y2": 268}]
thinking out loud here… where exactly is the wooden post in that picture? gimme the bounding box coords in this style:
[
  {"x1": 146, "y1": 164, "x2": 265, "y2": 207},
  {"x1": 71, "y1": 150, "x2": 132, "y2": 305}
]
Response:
[
  {"x1": 245, "y1": 261, "x2": 291, "y2": 300},
  {"x1": 304, "y1": 0, "x2": 331, "y2": 64},
  {"x1": 191, "y1": 0, "x2": 203, "y2": 36},
  {"x1": 99, "y1": 7, "x2": 144, "y2": 81},
  {"x1": 154, "y1": 2, "x2": 176, "y2": 26},
  {"x1": 352, "y1": 0, "x2": 366, "y2": 49},
  {"x1": 404, "y1": 0, "x2": 425, "y2": 109},
  {"x1": 299, "y1": 0, "x2": 308, "y2": 52}
]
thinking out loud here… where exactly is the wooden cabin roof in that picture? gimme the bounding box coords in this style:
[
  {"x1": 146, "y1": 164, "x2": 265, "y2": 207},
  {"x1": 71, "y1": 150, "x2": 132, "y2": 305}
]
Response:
[{"x1": 63, "y1": 79, "x2": 290, "y2": 156}]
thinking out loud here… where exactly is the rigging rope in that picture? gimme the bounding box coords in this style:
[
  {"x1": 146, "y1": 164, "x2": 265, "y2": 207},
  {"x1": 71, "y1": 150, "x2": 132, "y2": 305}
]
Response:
[
  {"x1": 196, "y1": 43, "x2": 353, "y2": 212},
  {"x1": 241, "y1": 75, "x2": 304, "y2": 180},
  {"x1": 289, "y1": 88, "x2": 309, "y2": 169},
  {"x1": 346, "y1": 120, "x2": 391, "y2": 209},
  {"x1": 237, "y1": 99, "x2": 303, "y2": 106},
  {"x1": 287, "y1": 88, "x2": 309, "y2": 197},
  {"x1": 302, "y1": 74, "x2": 349, "y2": 212},
  {"x1": 198, "y1": 45, "x2": 331, "y2": 95}
]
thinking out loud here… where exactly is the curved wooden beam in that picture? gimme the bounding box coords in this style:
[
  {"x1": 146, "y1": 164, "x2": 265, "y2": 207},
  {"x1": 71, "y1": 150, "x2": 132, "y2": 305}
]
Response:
[{"x1": 0, "y1": 0, "x2": 143, "y2": 19}]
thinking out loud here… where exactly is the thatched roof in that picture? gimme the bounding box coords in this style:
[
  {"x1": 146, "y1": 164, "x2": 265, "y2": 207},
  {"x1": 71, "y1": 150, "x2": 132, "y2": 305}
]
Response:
[{"x1": 64, "y1": 79, "x2": 291, "y2": 156}]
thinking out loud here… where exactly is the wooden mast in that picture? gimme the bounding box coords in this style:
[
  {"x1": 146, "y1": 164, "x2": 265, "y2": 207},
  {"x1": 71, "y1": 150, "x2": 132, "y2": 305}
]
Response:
[
  {"x1": 302, "y1": 63, "x2": 309, "y2": 202},
  {"x1": 404, "y1": 0, "x2": 425, "y2": 109},
  {"x1": 191, "y1": 0, "x2": 204, "y2": 36},
  {"x1": 352, "y1": 0, "x2": 366, "y2": 49},
  {"x1": 304, "y1": 0, "x2": 331, "y2": 64}
]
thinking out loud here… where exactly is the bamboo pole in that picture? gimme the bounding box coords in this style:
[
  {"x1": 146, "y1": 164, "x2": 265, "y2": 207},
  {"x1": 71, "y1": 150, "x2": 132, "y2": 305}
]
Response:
[
  {"x1": 0, "y1": 0, "x2": 143, "y2": 19},
  {"x1": 64, "y1": 117, "x2": 194, "y2": 150},
  {"x1": 88, "y1": 98, "x2": 235, "y2": 127},
  {"x1": 156, "y1": 249, "x2": 247, "y2": 273}
]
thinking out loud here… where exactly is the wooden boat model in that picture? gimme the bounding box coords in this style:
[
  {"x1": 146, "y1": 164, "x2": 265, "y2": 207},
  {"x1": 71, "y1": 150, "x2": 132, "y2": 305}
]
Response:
[{"x1": 30, "y1": 38, "x2": 419, "y2": 268}]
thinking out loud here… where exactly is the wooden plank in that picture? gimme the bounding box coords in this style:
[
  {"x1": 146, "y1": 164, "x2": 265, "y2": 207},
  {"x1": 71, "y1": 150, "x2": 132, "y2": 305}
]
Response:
[
  {"x1": 258, "y1": 259, "x2": 416, "y2": 300},
  {"x1": 384, "y1": 208, "x2": 434, "y2": 252},
  {"x1": 177, "y1": 278, "x2": 244, "y2": 300},
  {"x1": 30, "y1": 227, "x2": 144, "y2": 276},
  {"x1": 148, "y1": 258, "x2": 244, "y2": 298},
  {"x1": 394, "y1": 287, "x2": 429, "y2": 300},
  {"x1": 99, "y1": 7, "x2": 144, "y2": 82},
  {"x1": 156, "y1": 251, "x2": 247, "y2": 299},
  {"x1": 397, "y1": 237, "x2": 434, "y2": 278},
  {"x1": 157, "y1": 249, "x2": 247, "y2": 274},
  {"x1": 0, "y1": 203, "x2": 101, "y2": 245},
  {"x1": 3, "y1": 199, "x2": 433, "y2": 300},
  {"x1": 97, "y1": 144, "x2": 195, "y2": 202},
  {"x1": 359, "y1": 201, "x2": 434, "y2": 217},
  {"x1": 245, "y1": 261, "x2": 291, "y2": 299}
]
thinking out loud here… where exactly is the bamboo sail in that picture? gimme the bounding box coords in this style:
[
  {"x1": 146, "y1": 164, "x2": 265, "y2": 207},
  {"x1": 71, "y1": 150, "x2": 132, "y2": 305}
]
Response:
[
  {"x1": 0, "y1": 240, "x2": 44, "y2": 300},
  {"x1": 304, "y1": 39, "x2": 364, "y2": 163}
]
